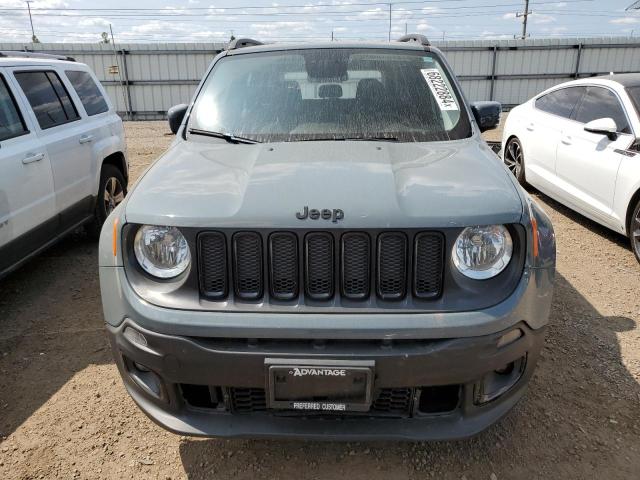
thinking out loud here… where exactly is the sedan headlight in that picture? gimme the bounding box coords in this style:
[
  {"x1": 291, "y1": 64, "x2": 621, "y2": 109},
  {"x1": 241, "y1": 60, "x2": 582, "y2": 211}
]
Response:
[
  {"x1": 453, "y1": 225, "x2": 513, "y2": 280},
  {"x1": 134, "y1": 225, "x2": 191, "y2": 279}
]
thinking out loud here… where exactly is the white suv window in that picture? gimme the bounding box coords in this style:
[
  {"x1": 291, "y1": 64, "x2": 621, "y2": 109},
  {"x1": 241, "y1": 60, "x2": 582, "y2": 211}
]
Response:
[
  {"x1": 0, "y1": 74, "x2": 28, "y2": 142},
  {"x1": 65, "y1": 70, "x2": 108, "y2": 116},
  {"x1": 14, "y1": 70, "x2": 80, "y2": 129}
]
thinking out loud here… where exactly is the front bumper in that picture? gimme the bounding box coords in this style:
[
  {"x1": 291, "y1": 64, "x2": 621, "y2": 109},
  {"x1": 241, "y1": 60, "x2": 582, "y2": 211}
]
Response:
[
  {"x1": 101, "y1": 264, "x2": 552, "y2": 440},
  {"x1": 107, "y1": 318, "x2": 545, "y2": 441}
]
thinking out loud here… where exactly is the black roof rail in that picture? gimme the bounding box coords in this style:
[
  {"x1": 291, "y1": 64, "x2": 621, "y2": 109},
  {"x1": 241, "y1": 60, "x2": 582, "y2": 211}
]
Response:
[
  {"x1": 226, "y1": 38, "x2": 263, "y2": 51},
  {"x1": 0, "y1": 51, "x2": 76, "y2": 62},
  {"x1": 397, "y1": 34, "x2": 431, "y2": 47}
]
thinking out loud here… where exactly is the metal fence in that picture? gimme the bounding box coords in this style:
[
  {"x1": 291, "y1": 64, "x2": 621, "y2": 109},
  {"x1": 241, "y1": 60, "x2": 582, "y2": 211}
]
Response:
[{"x1": 2, "y1": 37, "x2": 639, "y2": 119}]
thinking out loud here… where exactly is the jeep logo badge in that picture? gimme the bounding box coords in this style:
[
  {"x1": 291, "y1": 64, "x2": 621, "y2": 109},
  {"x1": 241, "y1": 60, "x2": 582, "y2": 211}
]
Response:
[{"x1": 296, "y1": 206, "x2": 344, "y2": 223}]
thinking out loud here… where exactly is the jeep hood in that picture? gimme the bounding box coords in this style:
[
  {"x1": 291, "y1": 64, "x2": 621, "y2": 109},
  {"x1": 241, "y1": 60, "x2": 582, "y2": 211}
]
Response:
[{"x1": 124, "y1": 138, "x2": 523, "y2": 228}]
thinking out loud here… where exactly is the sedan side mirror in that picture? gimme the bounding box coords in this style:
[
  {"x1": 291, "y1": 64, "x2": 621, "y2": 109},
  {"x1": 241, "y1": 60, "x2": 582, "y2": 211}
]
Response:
[
  {"x1": 470, "y1": 101, "x2": 502, "y2": 133},
  {"x1": 584, "y1": 117, "x2": 618, "y2": 141},
  {"x1": 167, "y1": 104, "x2": 189, "y2": 135}
]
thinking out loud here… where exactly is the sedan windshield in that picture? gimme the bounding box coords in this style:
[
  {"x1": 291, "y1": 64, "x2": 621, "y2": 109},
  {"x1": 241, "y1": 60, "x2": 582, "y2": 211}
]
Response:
[{"x1": 189, "y1": 48, "x2": 471, "y2": 143}]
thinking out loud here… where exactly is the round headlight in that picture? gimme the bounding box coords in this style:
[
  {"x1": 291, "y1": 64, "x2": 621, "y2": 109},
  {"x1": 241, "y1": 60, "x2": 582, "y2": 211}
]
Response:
[
  {"x1": 453, "y1": 225, "x2": 513, "y2": 280},
  {"x1": 134, "y1": 225, "x2": 191, "y2": 279}
]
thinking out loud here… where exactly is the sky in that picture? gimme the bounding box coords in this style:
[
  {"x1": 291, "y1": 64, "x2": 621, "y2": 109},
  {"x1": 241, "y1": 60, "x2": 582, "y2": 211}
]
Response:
[{"x1": 0, "y1": 0, "x2": 639, "y2": 44}]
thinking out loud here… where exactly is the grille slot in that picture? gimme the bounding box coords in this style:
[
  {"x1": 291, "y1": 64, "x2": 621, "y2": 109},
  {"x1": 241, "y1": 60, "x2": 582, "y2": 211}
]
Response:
[
  {"x1": 377, "y1": 232, "x2": 408, "y2": 300},
  {"x1": 305, "y1": 233, "x2": 335, "y2": 300},
  {"x1": 413, "y1": 232, "x2": 445, "y2": 299},
  {"x1": 230, "y1": 388, "x2": 267, "y2": 413},
  {"x1": 233, "y1": 232, "x2": 264, "y2": 300},
  {"x1": 269, "y1": 232, "x2": 299, "y2": 300},
  {"x1": 372, "y1": 388, "x2": 413, "y2": 415},
  {"x1": 341, "y1": 232, "x2": 371, "y2": 299},
  {"x1": 198, "y1": 232, "x2": 228, "y2": 299}
]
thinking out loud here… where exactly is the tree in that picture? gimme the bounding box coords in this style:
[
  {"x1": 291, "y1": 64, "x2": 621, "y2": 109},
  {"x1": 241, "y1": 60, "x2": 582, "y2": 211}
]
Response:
[{"x1": 100, "y1": 32, "x2": 110, "y2": 44}]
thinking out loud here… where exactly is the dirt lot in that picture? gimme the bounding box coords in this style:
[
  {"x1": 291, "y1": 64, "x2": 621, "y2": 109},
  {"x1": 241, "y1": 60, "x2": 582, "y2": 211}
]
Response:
[{"x1": 1, "y1": 121, "x2": 640, "y2": 480}]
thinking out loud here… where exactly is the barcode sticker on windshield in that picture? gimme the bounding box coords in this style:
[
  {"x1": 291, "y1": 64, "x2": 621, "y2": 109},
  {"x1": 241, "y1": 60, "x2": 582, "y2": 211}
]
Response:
[{"x1": 421, "y1": 68, "x2": 458, "y2": 111}]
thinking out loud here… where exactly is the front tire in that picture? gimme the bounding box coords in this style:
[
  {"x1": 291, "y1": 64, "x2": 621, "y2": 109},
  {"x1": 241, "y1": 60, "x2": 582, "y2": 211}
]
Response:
[
  {"x1": 86, "y1": 164, "x2": 127, "y2": 239},
  {"x1": 504, "y1": 137, "x2": 526, "y2": 186},
  {"x1": 631, "y1": 199, "x2": 640, "y2": 264}
]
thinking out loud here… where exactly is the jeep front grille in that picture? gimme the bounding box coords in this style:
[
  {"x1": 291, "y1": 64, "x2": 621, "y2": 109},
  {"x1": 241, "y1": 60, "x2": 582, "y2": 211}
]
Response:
[{"x1": 198, "y1": 229, "x2": 445, "y2": 304}]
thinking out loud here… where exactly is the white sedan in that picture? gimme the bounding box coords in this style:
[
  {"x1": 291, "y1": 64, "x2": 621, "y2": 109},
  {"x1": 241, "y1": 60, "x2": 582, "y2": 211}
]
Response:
[{"x1": 502, "y1": 74, "x2": 640, "y2": 262}]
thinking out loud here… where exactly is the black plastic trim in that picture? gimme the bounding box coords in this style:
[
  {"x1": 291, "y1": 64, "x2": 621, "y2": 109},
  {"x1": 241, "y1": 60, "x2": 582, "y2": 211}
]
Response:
[
  {"x1": 232, "y1": 231, "x2": 264, "y2": 300},
  {"x1": 412, "y1": 231, "x2": 445, "y2": 300},
  {"x1": 197, "y1": 231, "x2": 228, "y2": 300},
  {"x1": 304, "y1": 232, "x2": 335, "y2": 300},
  {"x1": 376, "y1": 232, "x2": 408, "y2": 301},
  {"x1": 268, "y1": 232, "x2": 299, "y2": 301},
  {"x1": 340, "y1": 232, "x2": 371, "y2": 300}
]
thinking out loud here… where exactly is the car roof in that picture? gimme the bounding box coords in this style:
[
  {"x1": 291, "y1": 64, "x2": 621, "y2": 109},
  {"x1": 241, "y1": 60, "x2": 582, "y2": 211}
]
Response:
[
  {"x1": 553, "y1": 73, "x2": 640, "y2": 90},
  {"x1": 596, "y1": 73, "x2": 640, "y2": 88},
  {"x1": 226, "y1": 40, "x2": 429, "y2": 56},
  {"x1": 0, "y1": 56, "x2": 82, "y2": 68}
]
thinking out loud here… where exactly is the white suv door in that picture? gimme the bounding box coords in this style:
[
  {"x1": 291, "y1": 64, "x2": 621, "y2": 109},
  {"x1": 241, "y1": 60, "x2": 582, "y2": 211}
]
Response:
[
  {"x1": 12, "y1": 67, "x2": 95, "y2": 231},
  {"x1": 555, "y1": 86, "x2": 635, "y2": 226},
  {"x1": 0, "y1": 69, "x2": 55, "y2": 274}
]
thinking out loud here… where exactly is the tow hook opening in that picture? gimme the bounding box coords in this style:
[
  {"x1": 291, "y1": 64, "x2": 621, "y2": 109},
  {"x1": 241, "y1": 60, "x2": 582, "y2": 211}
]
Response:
[
  {"x1": 474, "y1": 355, "x2": 527, "y2": 405},
  {"x1": 181, "y1": 384, "x2": 225, "y2": 410},
  {"x1": 123, "y1": 355, "x2": 166, "y2": 402}
]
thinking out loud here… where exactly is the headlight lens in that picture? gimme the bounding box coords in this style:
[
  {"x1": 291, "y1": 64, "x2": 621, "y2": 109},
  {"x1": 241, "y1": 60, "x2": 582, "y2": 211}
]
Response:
[
  {"x1": 453, "y1": 225, "x2": 513, "y2": 280},
  {"x1": 134, "y1": 225, "x2": 191, "y2": 278}
]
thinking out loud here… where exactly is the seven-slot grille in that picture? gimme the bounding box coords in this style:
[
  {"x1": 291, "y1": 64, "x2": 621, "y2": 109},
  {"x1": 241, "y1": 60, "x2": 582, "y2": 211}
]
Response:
[{"x1": 198, "y1": 230, "x2": 444, "y2": 303}]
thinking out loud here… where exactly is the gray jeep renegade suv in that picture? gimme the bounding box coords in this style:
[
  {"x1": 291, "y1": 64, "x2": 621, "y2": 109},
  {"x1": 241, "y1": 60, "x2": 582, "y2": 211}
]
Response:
[{"x1": 99, "y1": 35, "x2": 556, "y2": 440}]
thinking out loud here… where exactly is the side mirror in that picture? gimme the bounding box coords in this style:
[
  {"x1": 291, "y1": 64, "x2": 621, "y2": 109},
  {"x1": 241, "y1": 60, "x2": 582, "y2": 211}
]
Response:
[
  {"x1": 167, "y1": 104, "x2": 189, "y2": 135},
  {"x1": 470, "y1": 101, "x2": 502, "y2": 133},
  {"x1": 584, "y1": 117, "x2": 618, "y2": 141}
]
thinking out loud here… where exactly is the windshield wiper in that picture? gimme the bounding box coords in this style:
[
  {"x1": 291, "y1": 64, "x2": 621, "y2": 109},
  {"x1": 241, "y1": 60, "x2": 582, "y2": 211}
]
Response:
[
  {"x1": 188, "y1": 128, "x2": 260, "y2": 144},
  {"x1": 341, "y1": 136, "x2": 399, "y2": 142},
  {"x1": 298, "y1": 136, "x2": 399, "y2": 142}
]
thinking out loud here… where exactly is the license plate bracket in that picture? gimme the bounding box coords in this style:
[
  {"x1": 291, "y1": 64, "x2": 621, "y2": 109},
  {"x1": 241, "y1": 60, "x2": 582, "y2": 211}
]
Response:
[{"x1": 265, "y1": 359, "x2": 375, "y2": 412}]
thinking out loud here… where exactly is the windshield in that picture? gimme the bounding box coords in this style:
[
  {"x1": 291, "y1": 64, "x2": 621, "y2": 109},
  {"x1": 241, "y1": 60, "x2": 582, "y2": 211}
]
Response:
[
  {"x1": 189, "y1": 48, "x2": 471, "y2": 143},
  {"x1": 627, "y1": 86, "x2": 640, "y2": 119}
]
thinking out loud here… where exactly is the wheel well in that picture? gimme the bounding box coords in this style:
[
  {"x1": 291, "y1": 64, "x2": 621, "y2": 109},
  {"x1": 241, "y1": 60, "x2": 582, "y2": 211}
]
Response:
[
  {"x1": 102, "y1": 152, "x2": 128, "y2": 183},
  {"x1": 626, "y1": 188, "x2": 640, "y2": 236}
]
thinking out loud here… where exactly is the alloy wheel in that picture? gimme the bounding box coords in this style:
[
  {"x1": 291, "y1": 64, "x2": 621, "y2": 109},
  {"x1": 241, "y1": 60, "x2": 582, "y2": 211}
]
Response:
[
  {"x1": 633, "y1": 207, "x2": 640, "y2": 259},
  {"x1": 504, "y1": 140, "x2": 523, "y2": 179},
  {"x1": 104, "y1": 177, "x2": 125, "y2": 215}
]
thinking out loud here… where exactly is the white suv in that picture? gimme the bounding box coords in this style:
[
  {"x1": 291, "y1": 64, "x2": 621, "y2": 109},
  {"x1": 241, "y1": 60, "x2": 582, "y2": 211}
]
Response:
[{"x1": 0, "y1": 52, "x2": 128, "y2": 278}]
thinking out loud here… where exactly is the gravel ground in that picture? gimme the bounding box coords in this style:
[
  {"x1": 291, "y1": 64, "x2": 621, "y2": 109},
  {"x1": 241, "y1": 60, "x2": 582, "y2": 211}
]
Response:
[{"x1": 1, "y1": 121, "x2": 640, "y2": 480}]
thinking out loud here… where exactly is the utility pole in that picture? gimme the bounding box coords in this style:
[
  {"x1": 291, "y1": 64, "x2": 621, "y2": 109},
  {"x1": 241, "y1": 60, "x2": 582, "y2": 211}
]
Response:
[
  {"x1": 388, "y1": 3, "x2": 392, "y2": 41},
  {"x1": 331, "y1": 30, "x2": 334, "y2": 41},
  {"x1": 516, "y1": 0, "x2": 531, "y2": 40},
  {"x1": 26, "y1": 1, "x2": 36, "y2": 43},
  {"x1": 405, "y1": 23, "x2": 407, "y2": 35},
  {"x1": 109, "y1": 24, "x2": 132, "y2": 121}
]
